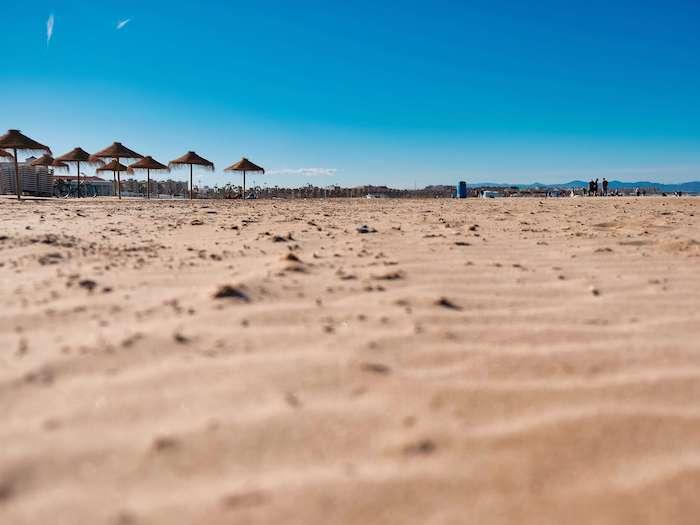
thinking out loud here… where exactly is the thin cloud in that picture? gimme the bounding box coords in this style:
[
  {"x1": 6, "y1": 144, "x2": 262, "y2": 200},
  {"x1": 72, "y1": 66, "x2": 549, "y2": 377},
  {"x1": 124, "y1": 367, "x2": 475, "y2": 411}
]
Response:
[
  {"x1": 46, "y1": 14, "x2": 54, "y2": 45},
  {"x1": 268, "y1": 168, "x2": 339, "y2": 177},
  {"x1": 116, "y1": 18, "x2": 131, "y2": 30}
]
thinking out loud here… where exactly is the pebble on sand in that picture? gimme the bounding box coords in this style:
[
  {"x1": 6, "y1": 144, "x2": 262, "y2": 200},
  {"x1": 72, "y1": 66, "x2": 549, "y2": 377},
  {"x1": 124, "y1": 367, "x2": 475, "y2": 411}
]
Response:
[
  {"x1": 360, "y1": 362, "x2": 391, "y2": 375},
  {"x1": 403, "y1": 439, "x2": 437, "y2": 456},
  {"x1": 436, "y1": 297, "x2": 462, "y2": 311},
  {"x1": 213, "y1": 285, "x2": 251, "y2": 302}
]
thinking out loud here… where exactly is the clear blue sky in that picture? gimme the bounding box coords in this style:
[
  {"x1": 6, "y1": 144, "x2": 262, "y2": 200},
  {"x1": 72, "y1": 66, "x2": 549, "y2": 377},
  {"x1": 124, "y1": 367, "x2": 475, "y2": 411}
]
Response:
[{"x1": 2, "y1": 0, "x2": 699, "y2": 187}]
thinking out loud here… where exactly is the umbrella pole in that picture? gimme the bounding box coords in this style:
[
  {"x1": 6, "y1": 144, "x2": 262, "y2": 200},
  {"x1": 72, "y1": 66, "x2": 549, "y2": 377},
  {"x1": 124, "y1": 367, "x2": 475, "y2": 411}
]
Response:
[
  {"x1": 77, "y1": 161, "x2": 81, "y2": 198},
  {"x1": 117, "y1": 157, "x2": 122, "y2": 200},
  {"x1": 190, "y1": 164, "x2": 193, "y2": 200},
  {"x1": 147, "y1": 169, "x2": 150, "y2": 199},
  {"x1": 13, "y1": 148, "x2": 20, "y2": 201},
  {"x1": 243, "y1": 171, "x2": 246, "y2": 200}
]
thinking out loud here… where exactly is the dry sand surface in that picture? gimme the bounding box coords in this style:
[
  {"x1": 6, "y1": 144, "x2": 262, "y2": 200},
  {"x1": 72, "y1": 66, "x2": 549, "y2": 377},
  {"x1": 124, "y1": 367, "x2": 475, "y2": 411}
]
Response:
[{"x1": 1, "y1": 196, "x2": 699, "y2": 524}]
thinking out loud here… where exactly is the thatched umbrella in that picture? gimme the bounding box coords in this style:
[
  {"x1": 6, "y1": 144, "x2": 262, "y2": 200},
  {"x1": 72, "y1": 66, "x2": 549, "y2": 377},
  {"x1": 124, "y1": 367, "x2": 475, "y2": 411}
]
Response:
[
  {"x1": 169, "y1": 151, "x2": 214, "y2": 199},
  {"x1": 96, "y1": 159, "x2": 129, "y2": 191},
  {"x1": 0, "y1": 129, "x2": 51, "y2": 200},
  {"x1": 91, "y1": 142, "x2": 142, "y2": 199},
  {"x1": 128, "y1": 156, "x2": 170, "y2": 199},
  {"x1": 52, "y1": 159, "x2": 70, "y2": 170},
  {"x1": 30, "y1": 155, "x2": 69, "y2": 173},
  {"x1": 224, "y1": 158, "x2": 265, "y2": 199},
  {"x1": 30, "y1": 155, "x2": 68, "y2": 196},
  {"x1": 55, "y1": 147, "x2": 99, "y2": 198},
  {"x1": 30, "y1": 154, "x2": 68, "y2": 170}
]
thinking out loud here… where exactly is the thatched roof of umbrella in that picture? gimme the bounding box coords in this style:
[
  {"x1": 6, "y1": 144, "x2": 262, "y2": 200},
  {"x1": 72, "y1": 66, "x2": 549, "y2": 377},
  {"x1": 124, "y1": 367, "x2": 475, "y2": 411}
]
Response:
[
  {"x1": 0, "y1": 129, "x2": 52, "y2": 154},
  {"x1": 224, "y1": 158, "x2": 265, "y2": 173},
  {"x1": 128, "y1": 156, "x2": 170, "y2": 172},
  {"x1": 29, "y1": 154, "x2": 53, "y2": 167},
  {"x1": 96, "y1": 159, "x2": 130, "y2": 172},
  {"x1": 56, "y1": 147, "x2": 98, "y2": 163},
  {"x1": 91, "y1": 142, "x2": 142, "y2": 161},
  {"x1": 30, "y1": 154, "x2": 68, "y2": 170},
  {"x1": 169, "y1": 151, "x2": 214, "y2": 170}
]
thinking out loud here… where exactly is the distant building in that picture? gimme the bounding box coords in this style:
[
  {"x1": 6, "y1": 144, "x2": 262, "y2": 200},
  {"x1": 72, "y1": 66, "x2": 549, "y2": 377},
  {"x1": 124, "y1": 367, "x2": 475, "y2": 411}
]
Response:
[{"x1": 0, "y1": 158, "x2": 53, "y2": 196}]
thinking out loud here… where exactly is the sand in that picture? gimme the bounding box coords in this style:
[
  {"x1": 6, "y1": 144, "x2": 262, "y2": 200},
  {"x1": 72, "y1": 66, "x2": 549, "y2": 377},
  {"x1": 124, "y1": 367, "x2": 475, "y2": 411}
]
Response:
[{"x1": 1, "y1": 196, "x2": 699, "y2": 524}]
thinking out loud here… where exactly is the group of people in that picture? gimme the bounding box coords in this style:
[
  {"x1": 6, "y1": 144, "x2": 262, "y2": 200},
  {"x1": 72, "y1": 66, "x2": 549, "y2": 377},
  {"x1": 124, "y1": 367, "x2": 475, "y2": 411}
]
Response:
[{"x1": 587, "y1": 178, "x2": 609, "y2": 196}]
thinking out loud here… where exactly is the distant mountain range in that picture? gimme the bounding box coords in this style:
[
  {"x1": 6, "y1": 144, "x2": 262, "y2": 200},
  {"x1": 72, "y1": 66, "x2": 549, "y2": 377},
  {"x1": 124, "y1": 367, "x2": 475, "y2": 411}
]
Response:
[{"x1": 467, "y1": 180, "x2": 700, "y2": 193}]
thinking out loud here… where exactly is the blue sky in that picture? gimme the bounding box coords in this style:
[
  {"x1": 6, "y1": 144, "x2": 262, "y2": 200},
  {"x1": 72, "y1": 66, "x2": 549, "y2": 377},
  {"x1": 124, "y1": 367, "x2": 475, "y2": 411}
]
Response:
[{"x1": 2, "y1": 0, "x2": 699, "y2": 187}]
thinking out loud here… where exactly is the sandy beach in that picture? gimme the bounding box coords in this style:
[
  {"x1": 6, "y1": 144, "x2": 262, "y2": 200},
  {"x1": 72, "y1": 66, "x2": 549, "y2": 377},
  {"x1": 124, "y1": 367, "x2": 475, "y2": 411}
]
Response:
[{"x1": 1, "y1": 196, "x2": 699, "y2": 524}]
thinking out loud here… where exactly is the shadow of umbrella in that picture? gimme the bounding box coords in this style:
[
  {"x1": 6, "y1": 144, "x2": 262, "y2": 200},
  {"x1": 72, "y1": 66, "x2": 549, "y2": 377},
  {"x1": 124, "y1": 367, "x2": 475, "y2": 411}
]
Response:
[
  {"x1": 128, "y1": 156, "x2": 170, "y2": 199},
  {"x1": 0, "y1": 130, "x2": 51, "y2": 200},
  {"x1": 169, "y1": 151, "x2": 214, "y2": 200},
  {"x1": 91, "y1": 142, "x2": 142, "y2": 199},
  {"x1": 56, "y1": 147, "x2": 101, "y2": 198},
  {"x1": 224, "y1": 158, "x2": 265, "y2": 200}
]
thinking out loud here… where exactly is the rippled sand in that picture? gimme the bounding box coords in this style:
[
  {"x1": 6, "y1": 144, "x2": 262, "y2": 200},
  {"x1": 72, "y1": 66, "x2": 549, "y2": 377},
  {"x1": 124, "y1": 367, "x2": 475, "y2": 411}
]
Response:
[{"x1": 1, "y1": 196, "x2": 699, "y2": 524}]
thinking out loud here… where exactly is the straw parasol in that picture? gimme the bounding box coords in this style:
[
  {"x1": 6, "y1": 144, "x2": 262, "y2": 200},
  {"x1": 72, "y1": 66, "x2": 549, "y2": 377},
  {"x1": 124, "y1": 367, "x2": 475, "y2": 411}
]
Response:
[
  {"x1": 96, "y1": 159, "x2": 129, "y2": 184},
  {"x1": 169, "y1": 151, "x2": 214, "y2": 199},
  {"x1": 56, "y1": 147, "x2": 99, "y2": 198},
  {"x1": 91, "y1": 142, "x2": 142, "y2": 199},
  {"x1": 0, "y1": 129, "x2": 52, "y2": 200},
  {"x1": 128, "y1": 156, "x2": 170, "y2": 199},
  {"x1": 29, "y1": 155, "x2": 68, "y2": 195},
  {"x1": 52, "y1": 159, "x2": 70, "y2": 170},
  {"x1": 30, "y1": 154, "x2": 68, "y2": 170},
  {"x1": 30, "y1": 154, "x2": 69, "y2": 173},
  {"x1": 224, "y1": 158, "x2": 265, "y2": 199}
]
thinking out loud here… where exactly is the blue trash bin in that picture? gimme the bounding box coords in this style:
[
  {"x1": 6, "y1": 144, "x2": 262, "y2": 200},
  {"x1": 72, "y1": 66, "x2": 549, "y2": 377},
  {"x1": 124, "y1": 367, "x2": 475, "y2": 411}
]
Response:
[{"x1": 457, "y1": 181, "x2": 468, "y2": 199}]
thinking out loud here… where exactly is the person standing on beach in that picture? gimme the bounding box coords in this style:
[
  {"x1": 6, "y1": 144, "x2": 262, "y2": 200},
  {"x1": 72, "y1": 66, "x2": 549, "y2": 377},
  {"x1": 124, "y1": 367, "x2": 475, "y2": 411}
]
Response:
[
  {"x1": 588, "y1": 180, "x2": 594, "y2": 196},
  {"x1": 602, "y1": 178, "x2": 609, "y2": 196}
]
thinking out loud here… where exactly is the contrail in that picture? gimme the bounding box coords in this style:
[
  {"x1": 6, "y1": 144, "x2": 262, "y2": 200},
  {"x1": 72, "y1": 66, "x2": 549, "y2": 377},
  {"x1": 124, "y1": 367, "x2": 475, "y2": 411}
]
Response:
[
  {"x1": 47, "y1": 14, "x2": 54, "y2": 45},
  {"x1": 116, "y1": 18, "x2": 131, "y2": 30}
]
